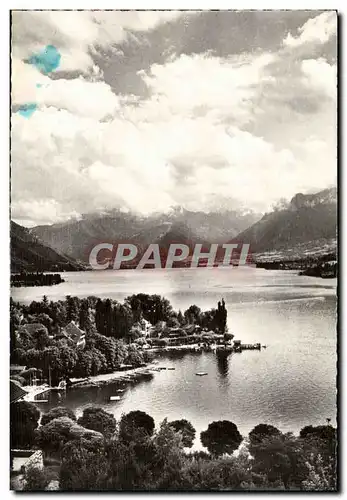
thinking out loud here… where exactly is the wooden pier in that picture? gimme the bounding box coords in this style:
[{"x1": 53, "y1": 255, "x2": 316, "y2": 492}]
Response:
[{"x1": 240, "y1": 343, "x2": 261, "y2": 350}]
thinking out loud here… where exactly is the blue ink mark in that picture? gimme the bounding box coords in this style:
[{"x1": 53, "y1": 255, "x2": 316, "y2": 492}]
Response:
[
  {"x1": 36, "y1": 83, "x2": 43, "y2": 88},
  {"x1": 18, "y1": 103, "x2": 37, "y2": 118},
  {"x1": 28, "y1": 45, "x2": 61, "y2": 74}
]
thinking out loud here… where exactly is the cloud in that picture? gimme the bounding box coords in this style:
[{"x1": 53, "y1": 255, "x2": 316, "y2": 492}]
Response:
[
  {"x1": 301, "y1": 58, "x2": 337, "y2": 100},
  {"x1": 12, "y1": 11, "x2": 190, "y2": 74},
  {"x1": 11, "y1": 199, "x2": 81, "y2": 226},
  {"x1": 283, "y1": 11, "x2": 337, "y2": 48},
  {"x1": 12, "y1": 58, "x2": 120, "y2": 120},
  {"x1": 136, "y1": 52, "x2": 275, "y2": 129},
  {"x1": 10, "y1": 11, "x2": 337, "y2": 225}
]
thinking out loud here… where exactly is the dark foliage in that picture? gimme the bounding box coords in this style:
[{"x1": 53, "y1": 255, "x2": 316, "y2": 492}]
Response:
[
  {"x1": 78, "y1": 407, "x2": 117, "y2": 437},
  {"x1": 119, "y1": 411, "x2": 155, "y2": 443},
  {"x1": 41, "y1": 406, "x2": 77, "y2": 427},
  {"x1": 168, "y1": 419, "x2": 196, "y2": 448},
  {"x1": 10, "y1": 401, "x2": 40, "y2": 449},
  {"x1": 200, "y1": 420, "x2": 243, "y2": 456}
]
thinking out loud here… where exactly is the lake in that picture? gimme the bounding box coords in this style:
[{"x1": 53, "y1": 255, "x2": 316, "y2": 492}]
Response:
[{"x1": 11, "y1": 267, "x2": 337, "y2": 448}]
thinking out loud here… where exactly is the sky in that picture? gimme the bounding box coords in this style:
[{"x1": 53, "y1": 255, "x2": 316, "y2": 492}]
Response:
[{"x1": 11, "y1": 10, "x2": 337, "y2": 226}]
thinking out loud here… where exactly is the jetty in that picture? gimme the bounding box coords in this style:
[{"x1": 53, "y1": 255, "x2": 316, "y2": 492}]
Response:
[
  {"x1": 232, "y1": 340, "x2": 262, "y2": 352},
  {"x1": 23, "y1": 385, "x2": 50, "y2": 403},
  {"x1": 240, "y1": 343, "x2": 261, "y2": 350}
]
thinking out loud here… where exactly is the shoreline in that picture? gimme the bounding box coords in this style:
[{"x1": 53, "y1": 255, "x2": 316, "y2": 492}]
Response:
[
  {"x1": 69, "y1": 362, "x2": 159, "y2": 388},
  {"x1": 22, "y1": 344, "x2": 251, "y2": 394}
]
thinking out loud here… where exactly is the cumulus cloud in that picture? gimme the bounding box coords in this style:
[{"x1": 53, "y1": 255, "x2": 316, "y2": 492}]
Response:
[
  {"x1": 137, "y1": 52, "x2": 274, "y2": 126},
  {"x1": 301, "y1": 58, "x2": 337, "y2": 100},
  {"x1": 10, "y1": 11, "x2": 337, "y2": 225},
  {"x1": 283, "y1": 11, "x2": 337, "y2": 48},
  {"x1": 12, "y1": 10, "x2": 190, "y2": 74},
  {"x1": 12, "y1": 59, "x2": 120, "y2": 120}
]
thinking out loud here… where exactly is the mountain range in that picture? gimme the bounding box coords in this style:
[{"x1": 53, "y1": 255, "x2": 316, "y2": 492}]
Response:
[
  {"x1": 30, "y1": 207, "x2": 260, "y2": 264},
  {"x1": 11, "y1": 187, "x2": 337, "y2": 271},
  {"x1": 233, "y1": 188, "x2": 337, "y2": 256},
  {"x1": 11, "y1": 221, "x2": 84, "y2": 273}
]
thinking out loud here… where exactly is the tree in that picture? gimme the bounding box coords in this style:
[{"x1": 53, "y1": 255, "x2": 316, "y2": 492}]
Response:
[
  {"x1": 23, "y1": 465, "x2": 50, "y2": 491},
  {"x1": 249, "y1": 432, "x2": 308, "y2": 489},
  {"x1": 58, "y1": 346, "x2": 79, "y2": 377},
  {"x1": 10, "y1": 302, "x2": 22, "y2": 355},
  {"x1": 11, "y1": 401, "x2": 40, "y2": 448},
  {"x1": 177, "y1": 310, "x2": 185, "y2": 325},
  {"x1": 36, "y1": 417, "x2": 103, "y2": 456},
  {"x1": 249, "y1": 424, "x2": 282, "y2": 446},
  {"x1": 126, "y1": 294, "x2": 173, "y2": 325},
  {"x1": 36, "y1": 417, "x2": 77, "y2": 455},
  {"x1": 42, "y1": 295, "x2": 49, "y2": 308},
  {"x1": 74, "y1": 350, "x2": 93, "y2": 377},
  {"x1": 79, "y1": 299, "x2": 93, "y2": 333},
  {"x1": 300, "y1": 425, "x2": 336, "y2": 456},
  {"x1": 168, "y1": 419, "x2": 196, "y2": 448},
  {"x1": 15, "y1": 323, "x2": 50, "y2": 352},
  {"x1": 95, "y1": 299, "x2": 105, "y2": 335},
  {"x1": 41, "y1": 406, "x2": 76, "y2": 427},
  {"x1": 88, "y1": 347, "x2": 107, "y2": 375},
  {"x1": 182, "y1": 455, "x2": 252, "y2": 490},
  {"x1": 113, "y1": 302, "x2": 134, "y2": 339},
  {"x1": 184, "y1": 305, "x2": 202, "y2": 325},
  {"x1": 302, "y1": 453, "x2": 336, "y2": 491},
  {"x1": 119, "y1": 411, "x2": 155, "y2": 443},
  {"x1": 78, "y1": 407, "x2": 117, "y2": 438},
  {"x1": 34, "y1": 326, "x2": 51, "y2": 350},
  {"x1": 11, "y1": 347, "x2": 26, "y2": 365},
  {"x1": 299, "y1": 425, "x2": 337, "y2": 474},
  {"x1": 150, "y1": 419, "x2": 186, "y2": 489},
  {"x1": 60, "y1": 439, "x2": 108, "y2": 490},
  {"x1": 66, "y1": 295, "x2": 79, "y2": 323},
  {"x1": 200, "y1": 420, "x2": 243, "y2": 456},
  {"x1": 124, "y1": 344, "x2": 145, "y2": 367},
  {"x1": 87, "y1": 333, "x2": 126, "y2": 371},
  {"x1": 106, "y1": 432, "x2": 157, "y2": 490},
  {"x1": 216, "y1": 299, "x2": 227, "y2": 333},
  {"x1": 30, "y1": 314, "x2": 53, "y2": 333},
  {"x1": 103, "y1": 299, "x2": 113, "y2": 337}
]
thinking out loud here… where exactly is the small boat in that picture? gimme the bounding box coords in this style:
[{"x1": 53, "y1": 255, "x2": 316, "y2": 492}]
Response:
[
  {"x1": 110, "y1": 395, "x2": 121, "y2": 401},
  {"x1": 116, "y1": 389, "x2": 125, "y2": 393},
  {"x1": 167, "y1": 367, "x2": 175, "y2": 370},
  {"x1": 262, "y1": 345, "x2": 267, "y2": 349},
  {"x1": 196, "y1": 372, "x2": 208, "y2": 376}
]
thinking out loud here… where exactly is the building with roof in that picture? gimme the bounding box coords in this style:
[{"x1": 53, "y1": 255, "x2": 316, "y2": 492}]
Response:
[
  {"x1": 58, "y1": 321, "x2": 86, "y2": 349},
  {"x1": 10, "y1": 380, "x2": 28, "y2": 404},
  {"x1": 10, "y1": 365, "x2": 26, "y2": 376}
]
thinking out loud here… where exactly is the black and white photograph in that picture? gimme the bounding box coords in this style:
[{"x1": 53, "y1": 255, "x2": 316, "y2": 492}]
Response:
[{"x1": 9, "y1": 9, "x2": 337, "y2": 491}]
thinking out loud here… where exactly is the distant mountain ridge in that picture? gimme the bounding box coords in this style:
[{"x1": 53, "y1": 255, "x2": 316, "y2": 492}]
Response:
[
  {"x1": 31, "y1": 208, "x2": 260, "y2": 263},
  {"x1": 233, "y1": 188, "x2": 337, "y2": 255},
  {"x1": 11, "y1": 221, "x2": 84, "y2": 273},
  {"x1": 28, "y1": 188, "x2": 337, "y2": 266}
]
